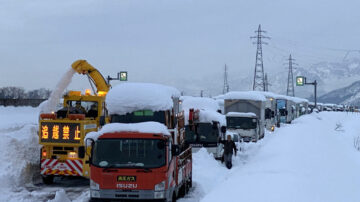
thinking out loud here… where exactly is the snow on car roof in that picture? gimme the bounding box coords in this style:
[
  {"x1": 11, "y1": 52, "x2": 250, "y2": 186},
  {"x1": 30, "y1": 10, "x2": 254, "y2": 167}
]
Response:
[
  {"x1": 85, "y1": 121, "x2": 170, "y2": 141},
  {"x1": 225, "y1": 112, "x2": 257, "y2": 118},
  {"x1": 106, "y1": 82, "x2": 180, "y2": 115},
  {"x1": 220, "y1": 91, "x2": 267, "y2": 101}
]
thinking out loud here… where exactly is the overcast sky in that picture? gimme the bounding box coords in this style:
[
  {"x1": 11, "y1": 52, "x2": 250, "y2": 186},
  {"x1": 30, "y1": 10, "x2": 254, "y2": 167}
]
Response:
[{"x1": 1, "y1": 0, "x2": 360, "y2": 95}]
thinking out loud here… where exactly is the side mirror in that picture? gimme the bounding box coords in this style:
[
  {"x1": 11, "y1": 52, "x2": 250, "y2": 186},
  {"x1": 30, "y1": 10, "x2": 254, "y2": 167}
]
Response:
[
  {"x1": 171, "y1": 145, "x2": 180, "y2": 156},
  {"x1": 78, "y1": 146, "x2": 85, "y2": 158},
  {"x1": 85, "y1": 138, "x2": 95, "y2": 157},
  {"x1": 285, "y1": 110, "x2": 288, "y2": 116},
  {"x1": 221, "y1": 126, "x2": 227, "y2": 133},
  {"x1": 100, "y1": 116, "x2": 106, "y2": 126}
]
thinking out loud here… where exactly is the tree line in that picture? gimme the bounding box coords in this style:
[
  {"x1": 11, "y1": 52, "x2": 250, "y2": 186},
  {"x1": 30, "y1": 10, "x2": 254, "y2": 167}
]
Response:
[{"x1": 0, "y1": 87, "x2": 51, "y2": 99}]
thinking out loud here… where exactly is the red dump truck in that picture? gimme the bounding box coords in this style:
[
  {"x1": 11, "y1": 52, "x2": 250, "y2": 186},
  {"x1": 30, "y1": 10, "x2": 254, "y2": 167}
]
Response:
[{"x1": 86, "y1": 83, "x2": 192, "y2": 202}]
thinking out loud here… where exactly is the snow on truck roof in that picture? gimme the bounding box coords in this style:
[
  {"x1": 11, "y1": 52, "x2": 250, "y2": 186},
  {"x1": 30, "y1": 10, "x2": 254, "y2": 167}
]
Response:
[
  {"x1": 106, "y1": 82, "x2": 180, "y2": 115},
  {"x1": 181, "y1": 96, "x2": 220, "y2": 111},
  {"x1": 226, "y1": 112, "x2": 257, "y2": 118},
  {"x1": 181, "y1": 96, "x2": 225, "y2": 126},
  {"x1": 85, "y1": 121, "x2": 170, "y2": 141},
  {"x1": 220, "y1": 91, "x2": 267, "y2": 101},
  {"x1": 184, "y1": 109, "x2": 226, "y2": 126}
]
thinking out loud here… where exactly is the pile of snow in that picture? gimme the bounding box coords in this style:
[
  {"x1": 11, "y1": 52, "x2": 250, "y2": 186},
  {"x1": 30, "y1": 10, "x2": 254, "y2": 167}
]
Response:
[
  {"x1": 86, "y1": 121, "x2": 170, "y2": 141},
  {"x1": 0, "y1": 107, "x2": 41, "y2": 200},
  {"x1": 219, "y1": 91, "x2": 267, "y2": 102},
  {"x1": 48, "y1": 189, "x2": 71, "y2": 202},
  {"x1": 225, "y1": 112, "x2": 257, "y2": 118},
  {"x1": 40, "y1": 68, "x2": 75, "y2": 114},
  {"x1": 181, "y1": 96, "x2": 220, "y2": 112},
  {"x1": 106, "y1": 83, "x2": 180, "y2": 115}
]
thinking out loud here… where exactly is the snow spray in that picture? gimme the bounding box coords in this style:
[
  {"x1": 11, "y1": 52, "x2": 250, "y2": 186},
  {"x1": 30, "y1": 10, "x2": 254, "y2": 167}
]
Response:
[{"x1": 40, "y1": 68, "x2": 75, "y2": 113}]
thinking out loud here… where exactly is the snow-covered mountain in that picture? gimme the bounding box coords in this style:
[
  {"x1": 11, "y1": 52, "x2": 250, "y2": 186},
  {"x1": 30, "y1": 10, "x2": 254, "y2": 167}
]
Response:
[
  {"x1": 177, "y1": 57, "x2": 360, "y2": 99},
  {"x1": 318, "y1": 80, "x2": 360, "y2": 105},
  {"x1": 265, "y1": 57, "x2": 360, "y2": 98}
]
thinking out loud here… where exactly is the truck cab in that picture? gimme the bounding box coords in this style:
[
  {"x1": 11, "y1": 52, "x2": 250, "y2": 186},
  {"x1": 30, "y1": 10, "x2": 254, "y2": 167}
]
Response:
[
  {"x1": 88, "y1": 82, "x2": 192, "y2": 202},
  {"x1": 226, "y1": 112, "x2": 259, "y2": 142}
]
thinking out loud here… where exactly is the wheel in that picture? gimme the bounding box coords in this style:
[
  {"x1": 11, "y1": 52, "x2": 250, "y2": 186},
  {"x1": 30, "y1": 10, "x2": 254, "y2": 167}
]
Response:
[{"x1": 42, "y1": 175, "x2": 54, "y2": 184}]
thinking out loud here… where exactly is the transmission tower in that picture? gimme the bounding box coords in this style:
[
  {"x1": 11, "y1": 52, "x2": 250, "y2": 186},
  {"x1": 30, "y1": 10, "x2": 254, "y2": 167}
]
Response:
[
  {"x1": 251, "y1": 24, "x2": 270, "y2": 91},
  {"x1": 223, "y1": 64, "x2": 230, "y2": 94},
  {"x1": 264, "y1": 73, "x2": 269, "y2": 92},
  {"x1": 286, "y1": 54, "x2": 296, "y2": 97}
]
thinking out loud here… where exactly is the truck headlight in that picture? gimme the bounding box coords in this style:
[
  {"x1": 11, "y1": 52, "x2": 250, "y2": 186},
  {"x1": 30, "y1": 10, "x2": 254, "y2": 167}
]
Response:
[
  {"x1": 154, "y1": 180, "x2": 166, "y2": 191},
  {"x1": 154, "y1": 191, "x2": 165, "y2": 199},
  {"x1": 90, "y1": 179, "x2": 100, "y2": 190},
  {"x1": 91, "y1": 190, "x2": 100, "y2": 198}
]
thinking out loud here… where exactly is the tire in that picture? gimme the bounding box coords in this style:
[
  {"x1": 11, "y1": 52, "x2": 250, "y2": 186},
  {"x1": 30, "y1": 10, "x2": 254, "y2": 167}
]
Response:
[
  {"x1": 172, "y1": 192, "x2": 177, "y2": 202},
  {"x1": 42, "y1": 175, "x2": 54, "y2": 184}
]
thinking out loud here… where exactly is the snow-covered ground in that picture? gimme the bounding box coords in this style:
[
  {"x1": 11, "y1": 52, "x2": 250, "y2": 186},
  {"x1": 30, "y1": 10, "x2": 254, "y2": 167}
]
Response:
[{"x1": 1, "y1": 107, "x2": 360, "y2": 202}]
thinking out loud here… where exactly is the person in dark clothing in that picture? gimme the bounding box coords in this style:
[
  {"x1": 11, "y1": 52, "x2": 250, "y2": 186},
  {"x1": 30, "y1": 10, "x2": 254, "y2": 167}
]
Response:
[{"x1": 219, "y1": 135, "x2": 237, "y2": 169}]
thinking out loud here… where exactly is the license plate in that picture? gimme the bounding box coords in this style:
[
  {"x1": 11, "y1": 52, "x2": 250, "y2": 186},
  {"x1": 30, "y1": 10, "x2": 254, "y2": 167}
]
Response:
[{"x1": 117, "y1": 176, "x2": 136, "y2": 182}]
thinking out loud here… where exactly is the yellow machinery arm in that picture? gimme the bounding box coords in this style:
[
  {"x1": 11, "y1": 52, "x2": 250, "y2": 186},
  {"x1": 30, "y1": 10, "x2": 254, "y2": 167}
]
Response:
[{"x1": 71, "y1": 60, "x2": 110, "y2": 93}]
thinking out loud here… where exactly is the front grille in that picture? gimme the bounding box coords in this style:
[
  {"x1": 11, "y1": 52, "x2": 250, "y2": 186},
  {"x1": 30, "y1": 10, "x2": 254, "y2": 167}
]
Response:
[
  {"x1": 64, "y1": 147, "x2": 74, "y2": 151},
  {"x1": 53, "y1": 147, "x2": 63, "y2": 150}
]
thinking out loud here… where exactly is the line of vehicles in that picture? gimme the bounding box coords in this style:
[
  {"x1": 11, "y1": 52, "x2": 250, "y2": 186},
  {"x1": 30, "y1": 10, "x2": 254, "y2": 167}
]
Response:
[{"x1": 37, "y1": 60, "x2": 342, "y2": 201}]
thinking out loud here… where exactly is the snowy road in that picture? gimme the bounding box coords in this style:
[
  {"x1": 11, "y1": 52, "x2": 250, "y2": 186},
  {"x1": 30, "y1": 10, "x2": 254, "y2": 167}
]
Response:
[{"x1": 1, "y1": 108, "x2": 360, "y2": 202}]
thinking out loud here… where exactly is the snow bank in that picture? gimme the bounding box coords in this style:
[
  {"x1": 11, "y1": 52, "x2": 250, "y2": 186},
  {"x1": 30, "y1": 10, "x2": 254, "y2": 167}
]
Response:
[
  {"x1": 220, "y1": 91, "x2": 267, "y2": 101},
  {"x1": 226, "y1": 112, "x2": 257, "y2": 118},
  {"x1": 86, "y1": 121, "x2": 170, "y2": 141},
  {"x1": 0, "y1": 117, "x2": 41, "y2": 201},
  {"x1": 106, "y1": 83, "x2": 180, "y2": 115},
  {"x1": 0, "y1": 106, "x2": 39, "y2": 128},
  {"x1": 201, "y1": 112, "x2": 360, "y2": 202},
  {"x1": 40, "y1": 68, "x2": 75, "y2": 114}
]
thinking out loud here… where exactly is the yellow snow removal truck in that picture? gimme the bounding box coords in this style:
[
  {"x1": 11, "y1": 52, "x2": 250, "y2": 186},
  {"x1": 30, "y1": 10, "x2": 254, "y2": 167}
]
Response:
[{"x1": 39, "y1": 60, "x2": 110, "y2": 184}]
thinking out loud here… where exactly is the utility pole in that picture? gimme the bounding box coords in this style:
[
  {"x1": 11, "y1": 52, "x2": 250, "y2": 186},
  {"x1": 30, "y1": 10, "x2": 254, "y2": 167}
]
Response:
[
  {"x1": 251, "y1": 24, "x2": 270, "y2": 91},
  {"x1": 286, "y1": 54, "x2": 296, "y2": 97},
  {"x1": 223, "y1": 64, "x2": 230, "y2": 94},
  {"x1": 200, "y1": 90, "x2": 203, "y2": 97}
]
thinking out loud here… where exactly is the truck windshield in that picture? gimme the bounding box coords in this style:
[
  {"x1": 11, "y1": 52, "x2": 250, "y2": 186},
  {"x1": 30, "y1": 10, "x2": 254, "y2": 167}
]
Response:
[
  {"x1": 185, "y1": 123, "x2": 219, "y2": 143},
  {"x1": 92, "y1": 139, "x2": 166, "y2": 169},
  {"x1": 226, "y1": 117, "x2": 257, "y2": 129},
  {"x1": 110, "y1": 110, "x2": 166, "y2": 125}
]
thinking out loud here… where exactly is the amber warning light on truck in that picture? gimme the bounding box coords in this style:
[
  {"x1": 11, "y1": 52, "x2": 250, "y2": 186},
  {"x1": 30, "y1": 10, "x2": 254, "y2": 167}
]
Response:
[{"x1": 40, "y1": 123, "x2": 81, "y2": 143}]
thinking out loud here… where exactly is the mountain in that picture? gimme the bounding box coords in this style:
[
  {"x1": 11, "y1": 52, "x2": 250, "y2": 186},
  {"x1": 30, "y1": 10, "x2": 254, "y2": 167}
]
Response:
[
  {"x1": 318, "y1": 80, "x2": 360, "y2": 105},
  {"x1": 265, "y1": 57, "x2": 360, "y2": 99}
]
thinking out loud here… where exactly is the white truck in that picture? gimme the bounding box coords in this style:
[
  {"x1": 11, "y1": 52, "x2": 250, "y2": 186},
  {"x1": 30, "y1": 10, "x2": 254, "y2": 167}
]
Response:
[
  {"x1": 181, "y1": 96, "x2": 226, "y2": 159},
  {"x1": 276, "y1": 95, "x2": 296, "y2": 124},
  {"x1": 222, "y1": 91, "x2": 266, "y2": 142}
]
